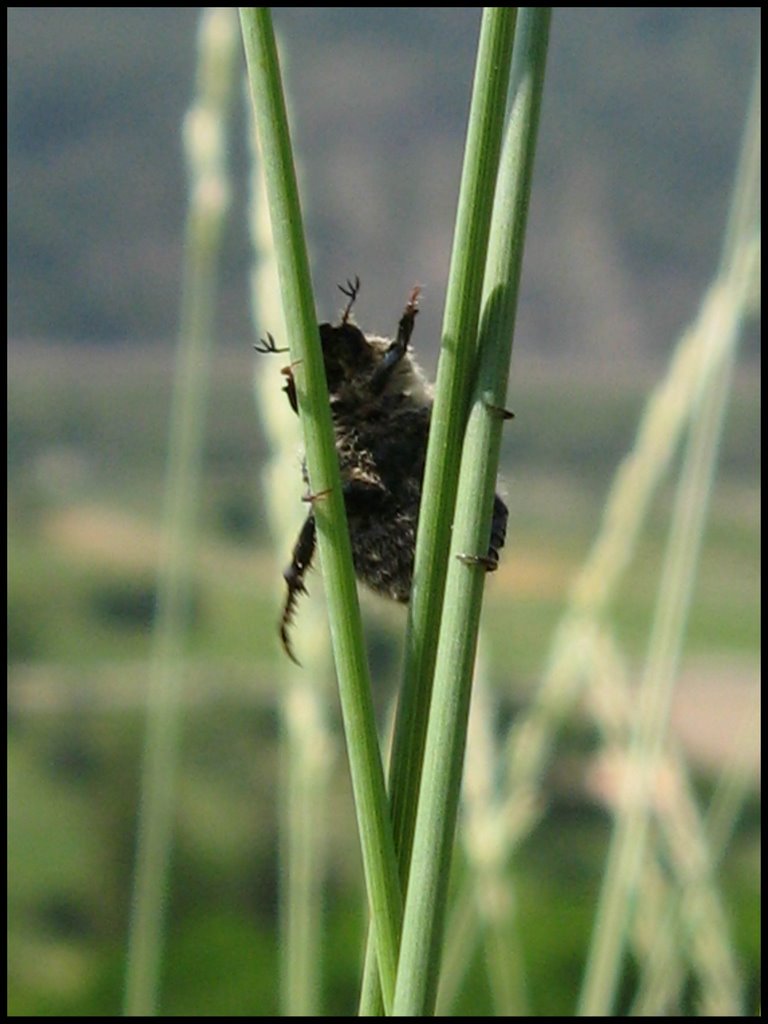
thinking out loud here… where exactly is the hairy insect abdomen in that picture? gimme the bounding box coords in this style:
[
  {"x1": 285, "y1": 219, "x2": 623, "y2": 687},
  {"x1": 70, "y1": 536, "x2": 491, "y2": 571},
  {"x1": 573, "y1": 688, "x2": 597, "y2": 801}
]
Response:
[{"x1": 333, "y1": 402, "x2": 429, "y2": 602}]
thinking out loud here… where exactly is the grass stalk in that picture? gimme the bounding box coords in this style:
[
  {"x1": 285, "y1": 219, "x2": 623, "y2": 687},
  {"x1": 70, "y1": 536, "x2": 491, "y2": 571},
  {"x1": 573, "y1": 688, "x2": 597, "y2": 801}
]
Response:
[
  {"x1": 498, "y1": 249, "x2": 759, "y2": 861},
  {"x1": 247, "y1": 100, "x2": 335, "y2": 1015},
  {"x1": 357, "y1": 7, "x2": 518, "y2": 1012},
  {"x1": 238, "y1": 9, "x2": 402, "y2": 1011},
  {"x1": 457, "y1": 661, "x2": 528, "y2": 1015},
  {"x1": 278, "y1": 689, "x2": 332, "y2": 1014},
  {"x1": 499, "y1": 55, "x2": 760, "y2": 863},
  {"x1": 392, "y1": 10, "x2": 551, "y2": 1014},
  {"x1": 630, "y1": 712, "x2": 759, "y2": 1015},
  {"x1": 390, "y1": 5, "x2": 517, "y2": 856},
  {"x1": 587, "y1": 627, "x2": 743, "y2": 1014},
  {"x1": 578, "y1": 241, "x2": 756, "y2": 1015},
  {"x1": 577, "y1": 59, "x2": 760, "y2": 1014},
  {"x1": 123, "y1": 9, "x2": 238, "y2": 1016}
]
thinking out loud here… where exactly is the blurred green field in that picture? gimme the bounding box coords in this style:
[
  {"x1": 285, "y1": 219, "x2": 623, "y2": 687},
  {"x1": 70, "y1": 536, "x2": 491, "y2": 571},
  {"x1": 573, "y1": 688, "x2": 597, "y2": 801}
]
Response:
[{"x1": 7, "y1": 339, "x2": 760, "y2": 1015}]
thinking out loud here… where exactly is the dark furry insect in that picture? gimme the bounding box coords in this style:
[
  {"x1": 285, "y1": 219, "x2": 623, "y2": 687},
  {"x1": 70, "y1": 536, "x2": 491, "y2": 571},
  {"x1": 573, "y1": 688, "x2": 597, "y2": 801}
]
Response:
[{"x1": 259, "y1": 278, "x2": 509, "y2": 664}]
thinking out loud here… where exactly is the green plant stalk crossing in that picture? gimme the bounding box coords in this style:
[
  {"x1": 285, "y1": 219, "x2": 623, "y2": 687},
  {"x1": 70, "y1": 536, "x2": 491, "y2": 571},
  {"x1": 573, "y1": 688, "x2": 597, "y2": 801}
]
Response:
[
  {"x1": 357, "y1": 7, "x2": 518, "y2": 1013},
  {"x1": 393, "y1": 9, "x2": 551, "y2": 1015}
]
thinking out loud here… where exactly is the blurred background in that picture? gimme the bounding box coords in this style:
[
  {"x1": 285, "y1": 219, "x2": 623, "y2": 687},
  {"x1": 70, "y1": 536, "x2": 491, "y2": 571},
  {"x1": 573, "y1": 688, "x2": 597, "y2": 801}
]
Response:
[{"x1": 7, "y1": 7, "x2": 760, "y2": 1016}]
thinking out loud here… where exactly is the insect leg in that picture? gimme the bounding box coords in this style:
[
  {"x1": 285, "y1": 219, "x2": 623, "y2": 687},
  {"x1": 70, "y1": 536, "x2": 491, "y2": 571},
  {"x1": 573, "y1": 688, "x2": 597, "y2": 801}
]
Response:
[
  {"x1": 456, "y1": 494, "x2": 508, "y2": 573},
  {"x1": 488, "y1": 493, "x2": 508, "y2": 569},
  {"x1": 279, "y1": 513, "x2": 316, "y2": 665},
  {"x1": 254, "y1": 332, "x2": 301, "y2": 415},
  {"x1": 281, "y1": 364, "x2": 299, "y2": 415},
  {"x1": 369, "y1": 285, "x2": 421, "y2": 392}
]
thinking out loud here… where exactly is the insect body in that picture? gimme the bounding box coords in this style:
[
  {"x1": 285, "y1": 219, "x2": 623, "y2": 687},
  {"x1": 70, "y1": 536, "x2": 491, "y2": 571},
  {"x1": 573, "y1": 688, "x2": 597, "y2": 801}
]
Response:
[{"x1": 260, "y1": 278, "x2": 508, "y2": 664}]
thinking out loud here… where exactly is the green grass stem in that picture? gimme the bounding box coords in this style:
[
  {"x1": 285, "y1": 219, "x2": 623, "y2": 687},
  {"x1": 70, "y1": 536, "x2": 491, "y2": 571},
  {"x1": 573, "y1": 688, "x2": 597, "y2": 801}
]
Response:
[
  {"x1": 453, "y1": 662, "x2": 528, "y2": 1015},
  {"x1": 577, "y1": 57, "x2": 760, "y2": 1017},
  {"x1": 392, "y1": 10, "x2": 551, "y2": 1015},
  {"x1": 630, "y1": 709, "x2": 759, "y2": 1015},
  {"x1": 587, "y1": 627, "x2": 743, "y2": 1013},
  {"x1": 499, "y1": 48, "x2": 760, "y2": 876},
  {"x1": 124, "y1": 9, "x2": 238, "y2": 1016},
  {"x1": 247, "y1": 94, "x2": 335, "y2": 1015},
  {"x1": 357, "y1": 8, "x2": 518, "y2": 1013},
  {"x1": 239, "y1": 9, "x2": 402, "y2": 1011}
]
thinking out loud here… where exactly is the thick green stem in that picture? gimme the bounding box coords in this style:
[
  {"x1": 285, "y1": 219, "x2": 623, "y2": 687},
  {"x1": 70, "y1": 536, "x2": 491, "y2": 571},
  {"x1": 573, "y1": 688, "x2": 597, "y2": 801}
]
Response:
[
  {"x1": 239, "y1": 9, "x2": 402, "y2": 1012},
  {"x1": 358, "y1": 7, "x2": 518, "y2": 1013},
  {"x1": 393, "y1": 10, "x2": 551, "y2": 1015}
]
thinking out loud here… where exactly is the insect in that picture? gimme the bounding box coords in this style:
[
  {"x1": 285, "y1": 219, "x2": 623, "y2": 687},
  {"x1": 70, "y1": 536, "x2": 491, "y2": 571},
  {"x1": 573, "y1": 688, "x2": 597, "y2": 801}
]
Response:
[{"x1": 257, "y1": 278, "x2": 508, "y2": 664}]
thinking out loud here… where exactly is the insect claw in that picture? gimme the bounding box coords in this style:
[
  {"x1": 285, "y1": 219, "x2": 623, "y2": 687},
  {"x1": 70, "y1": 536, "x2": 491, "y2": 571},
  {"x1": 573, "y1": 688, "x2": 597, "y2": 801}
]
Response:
[
  {"x1": 457, "y1": 552, "x2": 500, "y2": 572},
  {"x1": 339, "y1": 275, "x2": 361, "y2": 322},
  {"x1": 254, "y1": 332, "x2": 289, "y2": 355},
  {"x1": 280, "y1": 580, "x2": 306, "y2": 665},
  {"x1": 280, "y1": 362, "x2": 302, "y2": 414},
  {"x1": 339, "y1": 274, "x2": 360, "y2": 298},
  {"x1": 279, "y1": 623, "x2": 303, "y2": 666},
  {"x1": 485, "y1": 401, "x2": 515, "y2": 421},
  {"x1": 302, "y1": 487, "x2": 332, "y2": 504},
  {"x1": 281, "y1": 359, "x2": 304, "y2": 375}
]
